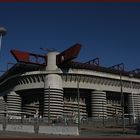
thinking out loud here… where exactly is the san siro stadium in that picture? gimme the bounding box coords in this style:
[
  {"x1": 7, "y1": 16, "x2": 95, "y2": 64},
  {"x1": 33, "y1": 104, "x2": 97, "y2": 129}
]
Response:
[{"x1": 0, "y1": 43, "x2": 140, "y2": 124}]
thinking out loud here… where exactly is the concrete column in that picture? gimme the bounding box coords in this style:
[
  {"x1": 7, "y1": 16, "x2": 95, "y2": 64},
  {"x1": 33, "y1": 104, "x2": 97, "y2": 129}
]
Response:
[
  {"x1": 91, "y1": 90, "x2": 107, "y2": 118},
  {"x1": 0, "y1": 96, "x2": 6, "y2": 117},
  {"x1": 45, "y1": 52, "x2": 59, "y2": 71},
  {"x1": 44, "y1": 74, "x2": 63, "y2": 120},
  {"x1": 128, "y1": 93, "x2": 140, "y2": 122},
  {"x1": 44, "y1": 51, "x2": 63, "y2": 120},
  {"x1": 7, "y1": 91, "x2": 21, "y2": 112}
]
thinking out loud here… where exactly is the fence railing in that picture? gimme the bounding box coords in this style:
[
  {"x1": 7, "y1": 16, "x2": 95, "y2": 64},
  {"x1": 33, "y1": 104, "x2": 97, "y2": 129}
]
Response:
[{"x1": 0, "y1": 116, "x2": 139, "y2": 128}]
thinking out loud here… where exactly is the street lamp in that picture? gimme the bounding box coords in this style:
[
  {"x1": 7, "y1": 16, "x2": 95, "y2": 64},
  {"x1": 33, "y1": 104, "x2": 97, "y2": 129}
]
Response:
[
  {"x1": 129, "y1": 73, "x2": 135, "y2": 124},
  {"x1": 120, "y1": 72, "x2": 125, "y2": 133},
  {"x1": 77, "y1": 77, "x2": 80, "y2": 129},
  {"x1": 48, "y1": 86, "x2": 50, "y2": 124}
]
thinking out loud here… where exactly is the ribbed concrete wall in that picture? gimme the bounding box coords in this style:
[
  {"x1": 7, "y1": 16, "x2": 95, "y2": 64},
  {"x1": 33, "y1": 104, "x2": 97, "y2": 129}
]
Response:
[
  {"x1": 0, "y1": 96, "x2": 6, "y2": 117},
  {"x1": 128, "y1": 93, "x2": 140, "y2": 117},
  {"x1": 7, "y1": 91, "x2": 21, "y2": 112},
  {"x1": 44, "y1": 88, "x2": 63, "y2": 119},
  {"x1": 91, "y1": 91, "x2": 107, "y2": 118},
  {"x1": 44, "y1": 74, "x2": 63, "y2": 120}
]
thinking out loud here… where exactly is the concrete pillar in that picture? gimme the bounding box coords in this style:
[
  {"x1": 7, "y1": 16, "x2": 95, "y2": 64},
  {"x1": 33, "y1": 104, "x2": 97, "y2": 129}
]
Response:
[
  {"x1": 0, "y1": 96, "x2": 6, "y2": 117},
  {"x1": 7, "y1": 91, "x2": 21, "y2": 112},
  {"x1": 128, "y1": 93, "x2": 140, "y2": 122},
  {"x1": 44, "y1": 51, "x2": 63, "y2": 120},
  {"x1": 44, "y1": 74, "x2": 63, "y2": 120},
  {"x1": 45, "y1": 52, "x2": 59, "y2": 71},
  {"x1": 91, "y1": 90, "x2": 107, "y2": 118}
]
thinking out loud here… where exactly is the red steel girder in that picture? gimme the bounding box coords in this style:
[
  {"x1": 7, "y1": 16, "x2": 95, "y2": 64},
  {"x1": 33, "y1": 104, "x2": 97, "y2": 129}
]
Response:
[
  {"x1": 56, "y1": 43, "x2": 81, "y2": 65},
  {"x1": 10, "y1": 43, "x2": 81, "y2": 67},
  {"x1": 10, "y1": 49, "x2": 47, "y2": 66}
]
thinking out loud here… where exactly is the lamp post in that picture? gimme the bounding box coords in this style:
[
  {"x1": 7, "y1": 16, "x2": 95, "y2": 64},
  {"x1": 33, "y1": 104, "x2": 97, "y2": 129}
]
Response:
[
  {"x1": 120, "y1": 72, "x2": 125, "y2": 133},
  {"x1": 129, "y1": 73, "x2": 135, "y2": 124},
  {"x1": 77, "y1": 77, "x2": 80, "y2": 129},
  {"x1": 48, "y1": 86, "x2": 50, "y2": 124}
]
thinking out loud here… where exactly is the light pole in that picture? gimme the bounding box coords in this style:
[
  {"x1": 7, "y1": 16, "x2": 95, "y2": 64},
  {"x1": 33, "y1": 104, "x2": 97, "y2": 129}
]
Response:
[
  {"x1": 77, "y1": 77, "x2": 80, "y2": 129},
  {"x1": 0, "y1": 27, "x2": 6, "y2": 58},
  {"x1": 48, "y1": 86, "x2": 50, "y2": 124},
  {"x1": 120, "y1": 72, "x2": 125, "y2": 133},
  {"x1": 129, "y1": 73, "x2": 135, "y2": 124}
]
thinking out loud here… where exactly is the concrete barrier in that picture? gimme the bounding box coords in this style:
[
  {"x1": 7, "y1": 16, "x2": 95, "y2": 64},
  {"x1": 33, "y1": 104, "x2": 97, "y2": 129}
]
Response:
[
  {"x1": 0, "y1": 123, "x2": 79, "y2": 135},
  {"x1": 39, "y1": 125, "x2": 79, "y2": 135},
  {"x1": 6, "y1": 124, "x2": 34, "y2": 133},
  {"x1": 0, "y1": 124, "x2": 3, "y2": 131}
]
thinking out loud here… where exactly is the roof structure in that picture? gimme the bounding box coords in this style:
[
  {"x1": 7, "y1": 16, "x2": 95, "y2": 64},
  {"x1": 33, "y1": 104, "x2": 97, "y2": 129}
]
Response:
[
  {"x1": 0, "y1": 63, "x2": 43, "y2": 83},
  {"x1": 0, "y1": 43, "x2": 139, "y2": 82}
]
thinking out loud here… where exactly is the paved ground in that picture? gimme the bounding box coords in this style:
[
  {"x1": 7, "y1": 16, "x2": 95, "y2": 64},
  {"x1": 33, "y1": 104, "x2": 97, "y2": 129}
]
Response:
[{"x1": 0, "y1": 127, "x2": 140, "y2": 138}]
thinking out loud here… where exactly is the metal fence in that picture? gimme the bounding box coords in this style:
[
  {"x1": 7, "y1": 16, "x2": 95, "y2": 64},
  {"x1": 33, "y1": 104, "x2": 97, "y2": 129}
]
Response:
[
  {"x1": 85, "y1": 117, "x2": 130, "y2": 128},
  {"x1": 0, "y1": 116, "x2": 138, "y2": 128}
]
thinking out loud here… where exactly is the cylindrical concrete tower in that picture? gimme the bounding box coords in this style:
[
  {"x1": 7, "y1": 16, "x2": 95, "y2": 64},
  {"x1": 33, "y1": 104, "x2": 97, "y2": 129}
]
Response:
[
  {"x1": 44, "y1": 51, "x2": 63, "y2": 120},
  {"x1": 7, "y1": 91, "x2": 21, "y2": 112},
  {"x1": 0, "y1": 96, "x2": 6, "y2": 117},
  {"x1": 128, "y1": 93, "x2": 140, "y2": 122},
  {"x1": 91, "y1": 91, "x2": 107, "y2": 118},
  {"x1": 44, "y1": 74, "x2": 63, "y2": 119}
]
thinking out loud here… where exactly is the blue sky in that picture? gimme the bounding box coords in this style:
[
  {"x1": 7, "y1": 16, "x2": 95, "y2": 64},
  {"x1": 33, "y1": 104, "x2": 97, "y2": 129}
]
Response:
[{"x1": 0, "y1": 2, "x2": 140, "y2": 73}]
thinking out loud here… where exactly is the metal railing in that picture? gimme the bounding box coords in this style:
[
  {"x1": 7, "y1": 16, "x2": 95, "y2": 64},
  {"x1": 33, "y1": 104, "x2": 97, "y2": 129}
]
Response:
[{"x1": 0, "y1": 116, "x2": 138, "y2": 128}]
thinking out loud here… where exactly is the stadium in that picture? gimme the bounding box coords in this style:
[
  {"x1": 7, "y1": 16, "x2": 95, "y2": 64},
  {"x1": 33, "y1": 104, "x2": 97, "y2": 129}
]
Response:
[{"x1": 0, "y1": 43, "x2": 140, "y2": 124}]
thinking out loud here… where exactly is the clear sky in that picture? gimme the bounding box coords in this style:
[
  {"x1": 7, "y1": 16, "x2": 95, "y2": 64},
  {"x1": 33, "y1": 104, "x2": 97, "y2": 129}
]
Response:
[{"x1": 0, "y1": 2, "x2": 140, "y2": 73}]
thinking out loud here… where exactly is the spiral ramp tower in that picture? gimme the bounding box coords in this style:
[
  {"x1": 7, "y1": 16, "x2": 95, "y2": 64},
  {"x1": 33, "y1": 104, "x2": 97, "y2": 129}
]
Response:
[
  {"x1": 44, "y1": 74, "x2": 63, "y2": 119},
  {"x1": 128, "y1": 93, "x2": 140, "y2": 119},
  {"x1": 43, "y1": 52, "x2": 63, "y2": 120},
  {"x1": 0, "y1": 96, "x2": 6, "y2": 117},
  {"x1": 91, "y1": 91, "x2": 107, "y2": 118},
  {"x1": 7, "y1": 91, "x2": 21, "y2": 113}
]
